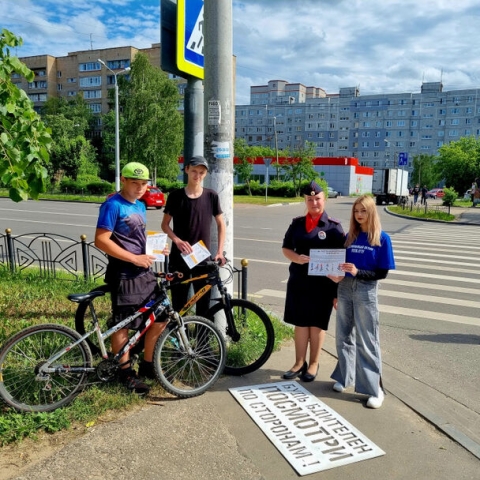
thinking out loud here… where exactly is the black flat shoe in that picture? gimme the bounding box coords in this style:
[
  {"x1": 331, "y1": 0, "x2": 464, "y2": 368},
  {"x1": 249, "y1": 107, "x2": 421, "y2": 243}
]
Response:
[
  {"x1": 282, "y1": 361, "x2": 307, "y2": 380},
  {"x1": 301, "y1": 365, "x2": 319, "y2": 383}
]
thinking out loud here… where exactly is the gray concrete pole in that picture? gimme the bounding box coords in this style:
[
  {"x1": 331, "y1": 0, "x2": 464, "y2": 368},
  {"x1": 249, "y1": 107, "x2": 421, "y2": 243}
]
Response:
[
  {"x1": 203, "y1": 0, "x2": 234, "y2": 268},
  {"x1": 184, "y1": 77, "x2": 204, "y2": 169}
]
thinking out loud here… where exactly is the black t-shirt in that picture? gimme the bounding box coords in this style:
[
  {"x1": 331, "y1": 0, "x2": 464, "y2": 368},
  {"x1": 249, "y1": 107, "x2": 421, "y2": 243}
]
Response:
[{"x1": 164, "y1": 187, "x2": 223, "y2": 267}]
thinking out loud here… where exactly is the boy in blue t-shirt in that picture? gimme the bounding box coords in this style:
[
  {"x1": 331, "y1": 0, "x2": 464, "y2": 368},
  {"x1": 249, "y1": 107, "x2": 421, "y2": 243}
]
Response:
[{"x1": 95, "y1": 162, "x2": 166, "y2": 395}]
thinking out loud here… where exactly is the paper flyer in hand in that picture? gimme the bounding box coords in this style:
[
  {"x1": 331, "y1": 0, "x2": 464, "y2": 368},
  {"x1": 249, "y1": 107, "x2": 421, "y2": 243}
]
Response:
[
  {"x1": 308, "y1": 249, "x2": 346, "y2": 276},
  {"x1": 181, "y1": 240, "x2": 211, "y2": 269},
  {"x1": 146, "y1": 231, "x2": 168, "y2": 262}
]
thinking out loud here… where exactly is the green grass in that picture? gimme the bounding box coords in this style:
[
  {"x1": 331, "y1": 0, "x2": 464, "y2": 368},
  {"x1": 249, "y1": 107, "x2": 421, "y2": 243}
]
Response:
[
  {"x1": 0, "y1": 188, "x2": 305, "y2": 206},
  {"x1": 388, "y1": 205, "x2": 455, "y2": 221}
]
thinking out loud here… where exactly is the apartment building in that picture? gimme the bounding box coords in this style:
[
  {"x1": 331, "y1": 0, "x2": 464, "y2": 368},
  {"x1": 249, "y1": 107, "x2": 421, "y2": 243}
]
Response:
[
  {"x1": 11, "y1": 43, "x2": 169, "y2": 118},
  {"x1": 235, "y1": 79, "x2": 480, "y2": 174}
]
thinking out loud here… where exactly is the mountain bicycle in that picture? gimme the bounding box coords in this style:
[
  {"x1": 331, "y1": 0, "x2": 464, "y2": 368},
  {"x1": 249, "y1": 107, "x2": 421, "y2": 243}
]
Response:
[
  {"x1": 0, "y1": 272, "x2": 226, "y2": 413},
  {"x1": 74, "y1": 258, "x2": 275, "y2": 376}
]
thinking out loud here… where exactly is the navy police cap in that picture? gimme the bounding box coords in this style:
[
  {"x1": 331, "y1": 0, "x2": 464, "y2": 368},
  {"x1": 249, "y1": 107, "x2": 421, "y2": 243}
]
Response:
[{"x1": 301, "y1": 181, "x2": 323, "y2": 196}]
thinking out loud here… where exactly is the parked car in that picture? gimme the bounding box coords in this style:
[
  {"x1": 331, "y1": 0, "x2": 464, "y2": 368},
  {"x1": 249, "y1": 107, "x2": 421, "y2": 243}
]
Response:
[
  {"x1": 426, "y1": 188, "x2": 445, "y2": 199},
  {"x1": 106, "y1": 186, "x2": 165, "y2": 209},
  {"x1": 327, "y1": 187, "x2": 339, "y2": 198}
]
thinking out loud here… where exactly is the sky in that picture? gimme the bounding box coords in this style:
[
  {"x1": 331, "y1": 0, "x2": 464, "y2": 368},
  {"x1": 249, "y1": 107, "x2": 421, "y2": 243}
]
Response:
[{"x1": 2, "y1": 0, "x2": 480, "y2": 105}]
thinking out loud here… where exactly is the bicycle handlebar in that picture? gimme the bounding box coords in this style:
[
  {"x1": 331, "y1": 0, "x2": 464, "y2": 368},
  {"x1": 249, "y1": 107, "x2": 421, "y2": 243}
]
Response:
[{"x1": 155, "y1": 271, "x2": 184, "y2": 281}]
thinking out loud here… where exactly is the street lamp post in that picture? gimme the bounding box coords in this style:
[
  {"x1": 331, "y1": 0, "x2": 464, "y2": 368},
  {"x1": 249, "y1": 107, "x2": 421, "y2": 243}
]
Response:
[
  {"x1": 98, "y1": 59, "x2": 130, "y2": 192},
  {"x1": 273, "y1": 116, "x2": 279, "y2": 179}
]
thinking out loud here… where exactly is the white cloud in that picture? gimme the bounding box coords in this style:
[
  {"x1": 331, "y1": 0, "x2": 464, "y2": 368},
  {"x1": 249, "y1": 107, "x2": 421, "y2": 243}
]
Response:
[{"x1": 2, "y1": 0, "x2": 480, "y2": 104}]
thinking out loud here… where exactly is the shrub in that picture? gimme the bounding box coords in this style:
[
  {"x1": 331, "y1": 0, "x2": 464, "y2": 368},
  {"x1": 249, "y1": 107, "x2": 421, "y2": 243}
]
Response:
[{"x1": 442, "y1": 187, "x2": 457, "y2": 206}]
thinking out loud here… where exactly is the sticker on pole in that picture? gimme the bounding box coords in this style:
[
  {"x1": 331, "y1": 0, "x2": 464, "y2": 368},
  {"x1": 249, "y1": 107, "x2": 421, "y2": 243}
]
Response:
[{"x1": 229, "y1": 382, "x2": 385, "y2": 476}]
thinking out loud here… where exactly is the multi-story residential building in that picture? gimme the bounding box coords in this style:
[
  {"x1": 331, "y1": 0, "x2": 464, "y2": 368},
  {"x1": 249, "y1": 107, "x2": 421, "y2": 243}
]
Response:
[
  {"x1": 235, "y1": 79, "x2": 480, "y2": 174},
  {"x1": 11, "y1": 44, "x2": 188, "y2": 131}
]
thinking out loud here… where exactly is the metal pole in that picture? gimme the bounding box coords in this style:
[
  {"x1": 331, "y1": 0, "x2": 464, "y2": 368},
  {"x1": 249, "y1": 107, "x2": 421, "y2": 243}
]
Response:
[
  {"x1": 114, "y1": 77, "x2": 120, "y2": 192},
  {"x1": 265, "y1": 165, "x2": 269, "y2": 203},
  {"x1": 204, "y1": 0, "x2": 234, "y2": 275},
  {"x1": 184, "y1": 77, "x2": 204, "y2": 172},
  {"x1": 99, "y1": 59, "x2": 129, "y2": 192}
]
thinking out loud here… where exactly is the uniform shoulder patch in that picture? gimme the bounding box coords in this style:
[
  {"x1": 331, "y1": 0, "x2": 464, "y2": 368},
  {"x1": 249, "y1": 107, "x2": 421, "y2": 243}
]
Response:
[{"x1": 328, "y1": 216, "x2": 341, "y2": 224}]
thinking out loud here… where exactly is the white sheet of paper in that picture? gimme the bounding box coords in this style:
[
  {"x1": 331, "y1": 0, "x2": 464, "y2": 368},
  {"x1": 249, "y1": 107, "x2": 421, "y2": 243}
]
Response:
[
  {"x1": 146, "y1": 232, "x2": 168, "y2": 262},
  {"x1": 181, "y1": 240, "x2": 211, "y2": 269},
  {"x1": 308, "y1": 249, "x2": 346, "y2": 276}
]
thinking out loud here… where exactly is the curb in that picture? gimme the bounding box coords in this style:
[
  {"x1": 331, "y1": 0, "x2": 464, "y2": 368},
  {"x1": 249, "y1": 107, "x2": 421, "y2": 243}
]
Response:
[{"x1": 383, "y1": 206, "x2": 480, "y2": 226}]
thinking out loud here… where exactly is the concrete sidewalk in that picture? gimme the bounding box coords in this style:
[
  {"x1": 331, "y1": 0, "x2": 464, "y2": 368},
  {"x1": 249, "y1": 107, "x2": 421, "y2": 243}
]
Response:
[{"x1": 8, "y1": 336, "x2": 479, "y2": 480}]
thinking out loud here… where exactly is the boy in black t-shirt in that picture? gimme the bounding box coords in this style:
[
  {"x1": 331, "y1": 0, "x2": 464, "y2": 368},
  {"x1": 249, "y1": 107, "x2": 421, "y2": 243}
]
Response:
[{"x1": 161, "y1": 156, "x2": 226, "y2": 315}]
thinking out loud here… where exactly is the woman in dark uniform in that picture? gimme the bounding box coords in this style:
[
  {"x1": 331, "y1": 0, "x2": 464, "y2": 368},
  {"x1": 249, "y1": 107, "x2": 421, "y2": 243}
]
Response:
[{"x1": 281, "y1": 181, "x2": 345, "y2": 382}]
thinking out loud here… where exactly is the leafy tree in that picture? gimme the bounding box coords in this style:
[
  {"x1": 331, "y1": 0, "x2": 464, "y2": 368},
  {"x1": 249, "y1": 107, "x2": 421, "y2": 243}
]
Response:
[
  {"x1": 436, "y1": 137, "x2": 480, "y2": 192},
  {"x1": 43, "y1": 114, "x2": 97, "y2": 181},
  {"x1": 234, "y1": 138, "x2": 255, "y2": 195},
  {"x1": 277, "y1": 142, "x2": 317, "y2": 195},
  {"x1": 120, "y1": 53, "x2": 183, "y2": 182},
  {"x1": 41, "y1": 95, "x2": 94, "y2": 136},
  {"x1": 0, "y1": 29, "x2": 51, "y2": 201},
  {"x1": 410, "y1": 154, "x2": 439, "y2": 189}
]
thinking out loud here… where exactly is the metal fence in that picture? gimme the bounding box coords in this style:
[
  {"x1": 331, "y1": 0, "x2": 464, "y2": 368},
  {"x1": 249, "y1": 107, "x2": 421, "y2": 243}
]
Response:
[
  {"x1": 401, "y1": 201, "x2": 451, "y2": 215},
  {"x1": 0, "y1": 229, "x2": 249, "y2": 299},
  {"x1": 1, "y1": 229, "x2": 108, "y2": 280}
]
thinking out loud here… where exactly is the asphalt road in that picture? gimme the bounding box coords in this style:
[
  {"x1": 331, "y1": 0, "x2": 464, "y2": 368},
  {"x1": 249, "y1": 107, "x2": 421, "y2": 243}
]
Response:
[{"x1": 0, "y1": 196, "x2": 479, "y2": 451}]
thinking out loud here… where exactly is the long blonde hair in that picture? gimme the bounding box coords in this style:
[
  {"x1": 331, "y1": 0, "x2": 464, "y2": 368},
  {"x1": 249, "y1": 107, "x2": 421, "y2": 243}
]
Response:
[{"x1": 344, "y1": 195, "x2": 382, "y2": 247}]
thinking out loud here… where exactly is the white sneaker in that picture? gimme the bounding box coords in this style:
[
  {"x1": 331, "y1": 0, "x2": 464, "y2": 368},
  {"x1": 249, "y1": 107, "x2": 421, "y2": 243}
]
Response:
[
  {"x1": 366, "y1": 389, "x2": 385, "y2": 409},
  {"x1": 333, "y1": 382, "x2": 345, "y2": 393}
]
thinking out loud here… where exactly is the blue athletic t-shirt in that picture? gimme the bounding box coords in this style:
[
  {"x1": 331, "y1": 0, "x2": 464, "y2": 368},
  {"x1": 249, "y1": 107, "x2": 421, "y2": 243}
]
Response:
[
  {"x1": 97, "y1": 193, "x2": 148, "y2": 279},
  {"x1": 345, "y1": 231, "x2": 395, "y2": 275}
]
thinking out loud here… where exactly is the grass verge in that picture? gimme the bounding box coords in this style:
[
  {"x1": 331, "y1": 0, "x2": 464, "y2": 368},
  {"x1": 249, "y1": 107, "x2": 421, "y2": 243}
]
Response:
[
  {"x1": 0, "y1": 189, "x2": 305, "y2": 206},
  {"x1": 387, "y1": 205, "x2": 455, "y2": 221}
]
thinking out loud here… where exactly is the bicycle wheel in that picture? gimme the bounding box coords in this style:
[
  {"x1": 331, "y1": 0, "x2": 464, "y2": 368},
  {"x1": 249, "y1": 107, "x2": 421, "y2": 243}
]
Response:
[
  {"x1": 153, "y1": 316, "x2": 226, "y2": 398},
  {"x1": 0, "y1": 324, "x2": 93, "y2": 412},
  {"x1": 206, "y1": 299, "x2": 275, "y2": 376},
  {"x1": 74, "y1": 285, "x2": 145, "y2": 358}
]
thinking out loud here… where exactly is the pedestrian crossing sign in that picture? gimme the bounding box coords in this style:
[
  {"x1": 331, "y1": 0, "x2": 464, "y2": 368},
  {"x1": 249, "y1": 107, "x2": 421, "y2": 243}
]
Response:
[{"x1": 177, "y1": 0, "x2": 204, "y2": 79}]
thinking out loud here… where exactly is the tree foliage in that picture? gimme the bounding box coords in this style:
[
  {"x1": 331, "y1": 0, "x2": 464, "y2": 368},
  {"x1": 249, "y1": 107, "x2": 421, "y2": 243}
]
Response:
[
  {"x1": 233, "y1": 138, "x2": 255, "y2": 195},
  {"x1": 436, "y1": 137, "x2": 480, "y2": 192},
  {"x1": 410, "y1": 154, "x2": 439, "y2": 189},
  {"x1": 277, "y1": 142, "x2": 317, "y2": 195},
  {"x1": 120, "y1": 53, "x2": 183, "y2": 182},
  {"x1": 0, "y1": 29, "x2": 51, "y2": 201}
]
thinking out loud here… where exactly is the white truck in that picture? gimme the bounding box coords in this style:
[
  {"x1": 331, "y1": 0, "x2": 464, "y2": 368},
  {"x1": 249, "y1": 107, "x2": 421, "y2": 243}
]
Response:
[{"x1": 372, "y1": 168, "x2": 410, "y2": 205}]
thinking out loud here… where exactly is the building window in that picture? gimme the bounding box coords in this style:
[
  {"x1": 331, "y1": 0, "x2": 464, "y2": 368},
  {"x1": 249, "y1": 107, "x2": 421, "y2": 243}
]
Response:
[
  {"x1": 448, "y1": 130, "x2": 458, "y2": 137},
  {"x1": 79, "y1": 76, "x2": 102, "y2": 87},
  {"x1": 57, "y1": 84, "x2": 62, "y2": 91},
  {"x1": 107, "y1": 59, "x2": 130, "y2": 70},
  {"x1": 82, "y1": 90, "x2": 102, "y2": 99},
  {"x1": 28, "y1": 81, "x2": 47, "y2": 89},
  {"x1": 89, "y1": 103, "x2": 102, "y2": 113},
  {"x1": 67, "y1": 78, "x2": 77, "y2": 83},
  {"x1": 28, "y1": 93, "x2": 47, "y2": 102},
  {"x1": 79, "y1": 62, "x2": 101, "y2": 72},
  {"x1": 68, "y1": 91, "x2": 77, "y2": 97}
]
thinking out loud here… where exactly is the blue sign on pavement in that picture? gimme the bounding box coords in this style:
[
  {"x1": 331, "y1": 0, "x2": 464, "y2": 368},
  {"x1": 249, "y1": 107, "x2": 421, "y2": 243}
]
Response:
[
  {"x1": 398, "y1": 152, "x2": 408, "y2": 166},
  {"x1": 177, "y1": 0, "x2": 204, "y2": 79}
]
